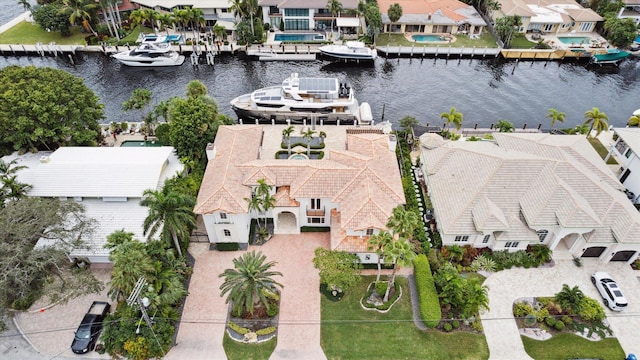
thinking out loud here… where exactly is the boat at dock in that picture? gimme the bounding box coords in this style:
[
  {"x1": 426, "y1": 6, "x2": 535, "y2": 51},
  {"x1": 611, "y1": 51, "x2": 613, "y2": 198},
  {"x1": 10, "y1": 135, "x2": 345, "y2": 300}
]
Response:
[
  {"x1": 230, "y1": 73, "x2": 372, "y2": 125},
  {"x1": 246, "y1": 48, "x2": 317, "y2": 61},
  {"x1": 591, "y1": 48, "x2": 631, "y2": 64},
  {"x1": 318, "y1": 41, "x2": 377, "y2": 61},
  {"x1": 111, "y1": 42, "x2": 185, "y2": 67}
]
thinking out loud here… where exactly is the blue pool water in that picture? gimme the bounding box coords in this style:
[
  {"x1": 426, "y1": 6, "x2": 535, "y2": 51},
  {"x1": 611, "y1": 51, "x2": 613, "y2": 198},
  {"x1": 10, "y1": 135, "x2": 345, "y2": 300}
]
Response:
[
  {"x1": 166, "y1": 34, "x2": 182, "y2": 41},
  {"x1": 274, "y1": 33, "x2": 325, "y2": 42},
  {"x1": 411, "y1": 34, "x2": 446, "y2": 42},
  {"x1": 557, "y1": 36, "x2": 591, "y2": 45},
  {"x1": 635, "y1": 35, "x2": 640, "y2": 43}
]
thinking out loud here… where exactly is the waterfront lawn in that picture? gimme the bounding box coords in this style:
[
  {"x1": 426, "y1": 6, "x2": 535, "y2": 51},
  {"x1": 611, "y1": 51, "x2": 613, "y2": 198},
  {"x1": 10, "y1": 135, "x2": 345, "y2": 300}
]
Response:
[
  {"x1": 522, "y1": 333, "x2": 625, "y2": 360},
  {"x1": 115, "y1": 25, "x2": 154, "y2": 45},
  {"x1": 223, "y1": 333, "x2": 276, "y2": 360},
  {"x1": 321, "y1": 276, "x2": 489, "y2": 360},
  {"x1": 510, "y1": 34, "x2": 537, "y2": 49},
  {"x1": 0, "y1": 21, "x2": 87, "y2": 45},
  {"x1": 588, "y1": 137, "x2": 618, "y2": 165},
  {"x1": 375, "y1": 32, "x2": 497, "y2": 49}
]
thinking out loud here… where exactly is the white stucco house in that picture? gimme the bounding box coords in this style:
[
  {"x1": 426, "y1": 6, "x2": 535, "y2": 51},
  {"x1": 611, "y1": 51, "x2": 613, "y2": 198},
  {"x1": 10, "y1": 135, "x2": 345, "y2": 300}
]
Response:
[
  {"x1": 419, "y1": 132, "x2": 640, "y2": 264},
  {"x1": 606, "y1": 127, "x2": 640, "y2": 203},
  {"x1": 7, "y1": 146, "x2": 183, "y2": 264},
  {"x1": 193, "y1": 124, "x2": 405, "y2": 263}
]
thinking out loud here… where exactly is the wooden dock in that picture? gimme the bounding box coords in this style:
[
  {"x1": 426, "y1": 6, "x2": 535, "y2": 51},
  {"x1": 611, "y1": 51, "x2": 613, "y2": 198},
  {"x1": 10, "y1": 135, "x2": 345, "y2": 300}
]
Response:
[{"x1": 378, "y1": 44, "x2": 501, "y2": 58}]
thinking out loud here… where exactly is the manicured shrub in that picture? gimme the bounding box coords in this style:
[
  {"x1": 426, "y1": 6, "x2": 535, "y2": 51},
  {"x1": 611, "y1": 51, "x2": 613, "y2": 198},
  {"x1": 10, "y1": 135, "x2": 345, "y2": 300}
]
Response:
[
  {"x1": 414, "y1": 254, "x2": 441, "y2": 328},
  {"x1": 451, "y1": 320, "x2": 460, "y2": 329},
  {"x1": 513, "y1": 302, "x2": 534, "y2": 318},
  {"x1": 544, "y1": 316, "x2": 556, "y2": 327},
  {"x1": 554, "y1": 320, "x2": 565, "y2": 330},
  {"x1": 561, "y1": 315, "x2": 573, "y2": 325},
  {"x1": 578, "y1": 297, "x2": 606, "y2": 322},
  {"x1": 300, "y1": 226, "x2": 331, "y2": 232},
  {"x1": 216, "y1": 242, "x2": 240, "y2": 251},
  {"x1": 266, "y1": 305, "x2": 279, "y2": 317},
  {"x1": 534, "y1": 308, "x2": 550, "y2": 322},
  {"x1": 228, "y1": 321, "x2": 250, "y2": 335},
  {"x1": 256, "y1": 326, "x2": 277, "y2": 336},
  {"x1": 443, "y1": 322, "x2": 453, "y2": 332},
  {"x1": 427, "y1": 248, "x2": 441, "y2": 272},
  {"x1": 375, "y1": 281, "x2": 388, "y2": 296}
]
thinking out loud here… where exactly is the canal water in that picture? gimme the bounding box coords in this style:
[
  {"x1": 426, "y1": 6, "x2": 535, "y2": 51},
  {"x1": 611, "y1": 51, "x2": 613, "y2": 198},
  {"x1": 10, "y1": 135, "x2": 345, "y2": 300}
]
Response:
[{"x1": 1, "y1": 8, "x2": 639, "y2": 129}]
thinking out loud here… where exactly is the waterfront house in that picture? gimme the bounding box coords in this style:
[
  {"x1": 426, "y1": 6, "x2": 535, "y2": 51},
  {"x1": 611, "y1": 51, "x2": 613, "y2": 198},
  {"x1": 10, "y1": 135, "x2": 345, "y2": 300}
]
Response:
[
  {"x1": 131, "y1": 0, "x2": 237, "y2": 29},
  {"x1": 258, "y1": 0, "x2": 360, "y2": 34},
  {"x1": 606, "y1": 127, "x2": 640, "y2": 203},
  {"x1": 617, "y1": 0, "x2": 640, "y2": 25},
  {"x1": 6, "y1": 147, "x2": 183, "y2": 264},
  {"x1": 377, "y1": 0, "x2": 487, "y2": 37},
  {"x1": 419, "y1": 133, "x2": 640, "y2": 264},
  {"x1": 492, "y1": 0, "x2": 602, "y2": 35},
  {"x1": 193, "y1": 125, "x2": 405, "y2": 263}
]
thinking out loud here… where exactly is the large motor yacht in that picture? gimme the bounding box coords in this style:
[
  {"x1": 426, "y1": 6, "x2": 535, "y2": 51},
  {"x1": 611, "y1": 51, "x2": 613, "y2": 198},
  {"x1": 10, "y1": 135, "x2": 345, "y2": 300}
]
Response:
[
  {"x1": 112, "y1": 42, "x2": 185, "y2": 67},
  {"x1": 230, "y1": 73, "x2": 372, "y2": 125},
  {"x1": 318, "y1": 41, "x2": 377, "y2": 62}
]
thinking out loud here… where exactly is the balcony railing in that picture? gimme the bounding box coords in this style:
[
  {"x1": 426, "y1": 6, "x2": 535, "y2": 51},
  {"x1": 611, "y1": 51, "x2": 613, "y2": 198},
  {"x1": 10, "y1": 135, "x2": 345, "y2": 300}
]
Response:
[{"x1": 306, "y1": 207, "x2": 325, "y2": 217}]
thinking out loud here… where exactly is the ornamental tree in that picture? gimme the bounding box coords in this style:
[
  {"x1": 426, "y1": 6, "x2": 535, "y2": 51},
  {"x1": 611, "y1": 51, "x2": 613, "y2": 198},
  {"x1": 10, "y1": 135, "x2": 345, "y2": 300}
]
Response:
[
  {"x1": 0, "y1": 66, "x2": 104, "y2": 155},
  {"x1": 313, "y1": 248, "x2": 362, "y2": 293}
]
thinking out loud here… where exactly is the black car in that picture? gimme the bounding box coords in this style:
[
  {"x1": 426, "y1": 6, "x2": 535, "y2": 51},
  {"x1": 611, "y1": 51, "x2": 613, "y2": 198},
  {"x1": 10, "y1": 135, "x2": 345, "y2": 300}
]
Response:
[{"x1": 71, "y1": 301, "x2": 110, "y2": 354}]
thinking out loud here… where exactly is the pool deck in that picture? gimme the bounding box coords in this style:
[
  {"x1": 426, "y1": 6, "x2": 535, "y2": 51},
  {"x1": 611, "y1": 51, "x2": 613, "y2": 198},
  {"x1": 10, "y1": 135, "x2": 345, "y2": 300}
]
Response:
[{"x1": 526, "y1": 32, "x2": 608, "y2": 51}]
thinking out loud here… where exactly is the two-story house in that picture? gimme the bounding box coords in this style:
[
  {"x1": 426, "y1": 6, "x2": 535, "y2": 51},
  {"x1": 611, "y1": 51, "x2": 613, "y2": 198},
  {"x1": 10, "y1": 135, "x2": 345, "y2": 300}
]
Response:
[{"x1": 606, "y1": 127, "x2": 640, "y2": 203}]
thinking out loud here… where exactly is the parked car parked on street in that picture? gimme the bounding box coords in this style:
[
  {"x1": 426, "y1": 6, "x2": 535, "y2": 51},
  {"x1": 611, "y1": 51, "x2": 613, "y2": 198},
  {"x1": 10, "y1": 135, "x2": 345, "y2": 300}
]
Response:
[
  {"x1": 591, "y1": 272, "x2": 628, "y2": 311},
  {"x1": 71, "y1": 301, "x2": 111, "y2": 354}
]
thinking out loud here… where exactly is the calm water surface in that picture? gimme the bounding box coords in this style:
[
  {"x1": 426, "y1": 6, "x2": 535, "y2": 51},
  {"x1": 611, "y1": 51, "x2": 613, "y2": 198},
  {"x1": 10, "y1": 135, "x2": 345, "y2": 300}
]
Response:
[{"x1": 1, "y1": 6, "x2": 639, "y2": 129}]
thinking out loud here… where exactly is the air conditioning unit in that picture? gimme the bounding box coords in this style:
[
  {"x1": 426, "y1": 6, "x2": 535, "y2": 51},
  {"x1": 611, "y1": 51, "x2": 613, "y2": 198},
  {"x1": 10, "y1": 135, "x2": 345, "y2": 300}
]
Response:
[{"x1": 39, "y1": 155, "x2": 50, "y2": 163}]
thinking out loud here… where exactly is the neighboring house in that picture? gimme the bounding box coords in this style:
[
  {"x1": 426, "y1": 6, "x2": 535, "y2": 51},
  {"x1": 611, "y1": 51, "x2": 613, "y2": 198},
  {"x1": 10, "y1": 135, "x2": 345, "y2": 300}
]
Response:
[
  {"x1": 419, "y1": 132, "x2": 640, "y2": 264},
  {"x1": 377, "y1": 0, "x2": 487, "y2": 36},
  {"x1": 607, "y1": 128, "x2": 640, "y2": 203},
  {"x1": 131, "y1": 0, "x2": 237, "y2": 28},
  {"x1": 193, "y1": 125, "x2": 405, "y2": 263},
  {"x1": 617, "y1": 0, "x2": 640, "y2": 25},
  {"x1": 493, "y1": 0, "x2": 602, "y2": 34},
  {"x1": 258, "y1": 0, "x2": 360, "y2": 33},
  {"x1": 7, "y1": 147, "x2": 183, "y2": 264}
]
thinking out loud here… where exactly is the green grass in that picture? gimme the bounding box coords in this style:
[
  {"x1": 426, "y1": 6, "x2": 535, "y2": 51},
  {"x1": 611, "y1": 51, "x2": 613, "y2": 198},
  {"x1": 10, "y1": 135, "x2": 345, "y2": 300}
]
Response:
[
  {"x1": 321, "y1": 276, "x2": 489, "y2": 360},
  {"x1": 223, "y1": 332, "x2": 277, "y2": 360},
  {"x1": 375, "y1": 32, "x2": 498, "y2": 49},
  {"x1": 116, "y1": 25, "x2": 153, "y2": 45},
  {"x1": 510, "y1": 34, "x2": 537, "y2": 49},
  {"x1": 0, "y1": 21, "x2": 87, "y2": 45},
  {"x1": 588, "y1": 137, "x2": 618, "y2": 165},
  {"x1": 521, "y1": 333, "x2": 625, "y2": 360}
]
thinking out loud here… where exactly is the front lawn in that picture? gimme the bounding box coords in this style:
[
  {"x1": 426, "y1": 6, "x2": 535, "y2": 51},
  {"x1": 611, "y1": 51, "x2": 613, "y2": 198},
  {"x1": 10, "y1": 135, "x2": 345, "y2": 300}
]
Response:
[
  {"x1": 0, "y1": 21, "x2": 87, "y2": 45},
  {"x1": 510, "y1": 34, "x2": 537, "y2": 49},
  {"x1": 321, "y1": 276, "x2": 489, "y2": 360},
  {"x1": 522, "y1": 333, "x2": 625, "y2": 360},
  {"x1": 375, "y1": 32, "x2": 497, "y2": 49},
  {"x1": 588, "y1": 137, "x2": 618, "y2": 165},
  {"x1": 223, "y1": 333, "x2": 277, "y2": 360}
]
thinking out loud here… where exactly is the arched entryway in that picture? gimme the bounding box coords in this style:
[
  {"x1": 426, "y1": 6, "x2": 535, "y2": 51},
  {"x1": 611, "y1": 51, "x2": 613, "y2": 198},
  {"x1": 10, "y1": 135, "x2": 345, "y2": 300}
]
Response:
[
  {"x1": 581, "y1": 246, "x2": 607, "y2": 258},
  {"x1": 611, "y1": 250, "x2": 636, "y2": 262},
  {"x1": 277, "y1": 211, "x2": 297, "y2": 234}
]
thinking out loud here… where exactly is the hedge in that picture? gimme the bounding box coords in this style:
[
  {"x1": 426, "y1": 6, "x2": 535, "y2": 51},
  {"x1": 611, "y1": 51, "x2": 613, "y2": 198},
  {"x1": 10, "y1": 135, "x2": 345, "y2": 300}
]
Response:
[
  {"x1": 414, "y1": 254, "x2": 441, "y2": 328},
  {"x1": 300, "y1": 226, "x2": 331, "y2": 232},
  {"x1": 216, "y1": 242, "x2": 240, "y2": 251}
]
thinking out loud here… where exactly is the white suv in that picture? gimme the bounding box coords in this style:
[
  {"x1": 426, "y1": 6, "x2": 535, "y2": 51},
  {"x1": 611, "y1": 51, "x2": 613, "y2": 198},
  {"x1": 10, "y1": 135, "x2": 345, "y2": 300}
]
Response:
[{"x1": 591, "y1": 272, "x2": 628, "y2": 311}]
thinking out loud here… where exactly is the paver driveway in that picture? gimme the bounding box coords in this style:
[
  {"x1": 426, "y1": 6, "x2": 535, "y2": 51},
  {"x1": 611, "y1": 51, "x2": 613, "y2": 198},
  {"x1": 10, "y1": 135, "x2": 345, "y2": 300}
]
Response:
[
  {"x1": 166, "y1": 233, "x2": 329, "y2": 360},
  {"x1": 481, "y1": 256, "x2": 640, "y2": 360}
]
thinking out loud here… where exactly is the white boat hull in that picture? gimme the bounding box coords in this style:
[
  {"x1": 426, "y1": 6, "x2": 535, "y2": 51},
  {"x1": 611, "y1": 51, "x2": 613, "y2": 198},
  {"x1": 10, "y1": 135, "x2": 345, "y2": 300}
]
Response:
[
  {"x1": 318, "y1": 42, "x2": 377, "y2": 61},
  {"x1": 114, "y1": 55, "x2": 185, "y2": 67}
]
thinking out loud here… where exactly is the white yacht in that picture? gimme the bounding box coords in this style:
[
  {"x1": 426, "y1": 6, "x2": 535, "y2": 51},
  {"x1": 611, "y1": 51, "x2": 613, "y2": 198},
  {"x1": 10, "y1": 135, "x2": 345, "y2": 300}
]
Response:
[
  {"x1": 230, "y1": 73, "x2": 372, "y2": 125},
  {"x1": 318, "y1": 41, "x2": 377, "y2": 62},
  {"x1": 112, "y1": 43, "x2": 185, "y2": 67}
]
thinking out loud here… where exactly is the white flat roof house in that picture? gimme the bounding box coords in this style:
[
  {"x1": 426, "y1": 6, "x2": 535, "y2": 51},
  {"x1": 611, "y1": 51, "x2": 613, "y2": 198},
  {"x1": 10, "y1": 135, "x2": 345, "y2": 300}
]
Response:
[
  {"x1": 6, "y1": 147, "x2": 183, "y2": 263},
  {"x1": 419, "y1": 133, "x2": 640, "y2": 264},
  {"x1": 194, "y1": 124, "x2": 405, "y2": 263},
  {"x1": 608, "y1": 127, "x2": 640, "y2": 203}
]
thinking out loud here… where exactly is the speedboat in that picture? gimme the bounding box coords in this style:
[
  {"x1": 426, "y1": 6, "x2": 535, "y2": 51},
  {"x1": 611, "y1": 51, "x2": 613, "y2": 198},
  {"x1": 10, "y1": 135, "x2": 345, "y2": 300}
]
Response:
[
  {"x1": 112, "y1": 42, "x2": 185, "y2": 67},
  {"x1": 591, "y1": 48, "x2": 631, "y2": 65},
  {"x1": 318, "y1": 41, "x2": 377, "y2": 62},
  {"x1": 230, "y1": 73, "x2": 372, "y2": 125}
]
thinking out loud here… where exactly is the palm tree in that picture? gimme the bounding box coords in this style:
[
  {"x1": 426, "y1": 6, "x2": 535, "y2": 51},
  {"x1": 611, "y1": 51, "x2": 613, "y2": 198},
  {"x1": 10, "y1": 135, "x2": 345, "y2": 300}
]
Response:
[
  {"x1": 189, "y1": 7, "x2": 206, "y2": 41},
  {"x1": 17, "y1": 0, "x2": 31, "y2": 13},
  {"x1": 157, "y1": 13, "x2": 175, "y2": 35},
  {"x1": 440, "y1": 107, "x2": 463, "y2": 134},
  {"x1": 0, "y1": 159, "x2": 31, "y2": 205},
  {"x1": 628, "y1": 114, "x2": 640, "y2": 127},
  {"x1": 546, "y1": 108, "x2": 566, "y2": 130},
  {"x1": 229, "y1": 0, "x2": 247, "y2": 20},
  {"x1": 382, "y1": 237, "x2": 415, "y2": 302},
  {"x1": 328, "y1": 0, "x2": 344, "y2": 38},
  {"x1": 282, "y1": 125, "x2": 295, "y2": 156},
  {"x1": 129, "y1": 9, "x2": 147, "y2": 29},
  {"x1": 462, "y1": 277, "x2": 489, "y2": 318},
  {"x1": 61, "y1": 0, "x2": 98, "y2": 36},
  {"x1": 172, "y1": 8, "x2": 190, "y2": 39},
  {"x1": 367, "y1": 231, "x2": 394, "y2": 283},
  {"x1": 387, "y1": 3, "x2": 402, "y2": 38},
  {"x1": 104, "y1": 230, "x2": 155, "y2": 301},
  {"x1": 213, "y1": 24, "x2": 226, "y2": 43},
  {"x1": 386, "y1": 205, "x2": 420, "y2": 241},
  {"x1": 140, "y1": 188, "x2": 196, "y2": 258},
  {"x1": 219, "y1": 251, "x2": 283, "y2": 316},
  {"x1": 245, "y1": 0, "x2": 259, "y2": 39},
  {"x1": 583, "y1": 107, "x2": 609, "y2": 138},
  {"x1": 555, "y1": 284, "x2": 585, "y2": 313},
  {"x1": 302, "y1": 128, "x2": 316, "y2": 157},
  {"x1": 255, "y1": 178, "x2": 275, "y2": 229},
  {"x1": 495, "y1": 119, "x2": 514, "y2": 133}
]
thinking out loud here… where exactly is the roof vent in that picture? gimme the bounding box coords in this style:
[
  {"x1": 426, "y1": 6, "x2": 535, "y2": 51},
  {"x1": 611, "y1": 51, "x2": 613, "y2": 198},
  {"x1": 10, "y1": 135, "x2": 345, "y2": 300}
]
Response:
[
  {"x1": 39, "y1": 155, "x2": 50, "y2": 163},
  {"x1": 205, "y1": 143, "x2": 216, "y2": 160}
]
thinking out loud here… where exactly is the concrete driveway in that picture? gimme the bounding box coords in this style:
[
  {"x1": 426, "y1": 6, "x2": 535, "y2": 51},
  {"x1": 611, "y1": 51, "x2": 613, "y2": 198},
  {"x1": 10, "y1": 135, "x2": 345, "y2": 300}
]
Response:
[
  {"x1": 166, "y1": 233, "x2": 329, "y2": 360},
  {"x1": 481, "y1": 254, "x2": 640, "y2": 360}
]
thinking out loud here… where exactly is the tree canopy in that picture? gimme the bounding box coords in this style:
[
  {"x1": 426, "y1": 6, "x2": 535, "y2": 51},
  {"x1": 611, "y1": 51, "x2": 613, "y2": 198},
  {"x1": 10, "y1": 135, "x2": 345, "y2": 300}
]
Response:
[
  {"x1": 32, "y1": 3, "x2": 72, "y2": 36},
  {"x1": 603, "y1": 15, "x2": 638, "y2": 48},
  {"x1": 0, "y1": 66, "x2": 104, "y2": 155},
  {"x1": 313, "y1": 248, "x2": 362, "y2": 292}
]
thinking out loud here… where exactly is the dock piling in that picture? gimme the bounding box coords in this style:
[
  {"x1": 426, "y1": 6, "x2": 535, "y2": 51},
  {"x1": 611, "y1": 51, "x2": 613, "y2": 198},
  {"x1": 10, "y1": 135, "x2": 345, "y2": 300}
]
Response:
[{"x1": 68, "y1": 54, "x2": 74, "y2": 65}]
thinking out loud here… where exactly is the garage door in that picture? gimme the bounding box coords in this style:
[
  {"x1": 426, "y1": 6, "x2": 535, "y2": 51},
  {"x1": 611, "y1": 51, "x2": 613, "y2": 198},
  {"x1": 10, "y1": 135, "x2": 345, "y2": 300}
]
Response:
[
  {"x1": 611, "y1": 250, "x2": 635, "y2": 262},
  {"x1": 581, "y1": 246, "x2": 606, "y2": 258}
]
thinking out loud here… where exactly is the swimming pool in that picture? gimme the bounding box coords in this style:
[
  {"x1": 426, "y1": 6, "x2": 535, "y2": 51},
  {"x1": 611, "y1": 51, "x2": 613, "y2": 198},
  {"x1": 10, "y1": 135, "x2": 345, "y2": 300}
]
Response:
[
  {"x1": 274, "y1": 33, "x2": 325, "y2": 42},
  {"x1": 120, "y1": 140, "x2": 162, "y2": 147},
  {"x1": 411, "y1": 34, "x2": 446, "y2": 42},
  {"x1": 289, "y1": 153, "x2": 308, "y2": 160},
  {"x1": 557, "y1": 36, "x2": 591, "y2": 45}
]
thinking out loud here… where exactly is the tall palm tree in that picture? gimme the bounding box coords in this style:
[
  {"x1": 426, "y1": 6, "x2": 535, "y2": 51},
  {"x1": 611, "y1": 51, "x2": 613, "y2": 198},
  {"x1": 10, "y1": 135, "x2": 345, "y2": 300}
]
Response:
[
  {"x1": 157, "y1": 13, "x2": 175, "y2": 35},
  {"x1": 386, "y1": 205, "x2": 420, "y2": 241},
  {"x1": 555, "y1": 284, "x2": 585, "y2": 313},
  {"x1": 382, "y1": 237, "x2": 415, "y2": 302},
  {"x1": 387, "y1": 3, "x2": 402, "y2": 37},
  {"x1": 440, "y1": 107, "x2": 463, "y2": 133},
  {"x1": 546, "y1": 108, "x2": 566, "y2": 130},
  {"x1": 173, "y1": 8, "x2": 189, "y2": 39},
  {"x1": 495, "y1": 119, "x2": 514, "y2": 133},
  {"x1": 129, "y1": 9, "x2": 146, "y2": 29},
  {"x1": 245, "y1": 0, "x2": 259, "y2": 39},
  {"x1": 189, "y1": 7, "x2": 206, "y2": 41},
  {"x1": 140, "y1": 188, "x2": 196, "y2": 258},
  {"x1": 367, "y1": 230, "x2": 394, "y2": 283},
  {"x1": 255, "y1": 178, "x2": 275, "y2": 229},
  {"x1": 17, "y1": 0, "x2": 31, "y2": 13},
  {"x1": 105, "y1": 230, "x2": 155, "y2": 301},
  {"x1": 219, "y1": 251, "x2": 283, "y2": 316},
  {"x1": 583, "y1": 107, "x2": 609, "y2": 138},
  {"x1": 627, "y1": 114, "x2": 640, "y2": 127},
  {"x1": 213, "y1": 24, "x2": 226, "y2": 43},
  {"x1": 62, "y1": 0, "x2": 98, "y2": 36},
  {"x1": 229, "y1": 0, "x2": 247, "y2": 20},
  {"x1": 328, "y1": 0, "x2": 344, "y2": 38},
  {"x1": 282, "y1": 125, "x2": 295, "y2": 156},
  {"x1": 302, "y1": 128, "x2": 316, "y2": 157}
]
